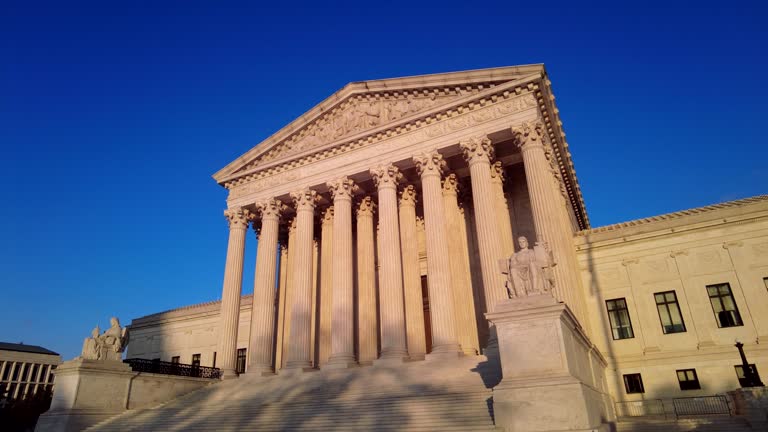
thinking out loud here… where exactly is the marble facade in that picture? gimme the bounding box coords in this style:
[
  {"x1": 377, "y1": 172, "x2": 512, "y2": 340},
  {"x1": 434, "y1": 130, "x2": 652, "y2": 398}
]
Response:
[{"x1": 125, "y1": 65, "x2": 768, "y2": 414}]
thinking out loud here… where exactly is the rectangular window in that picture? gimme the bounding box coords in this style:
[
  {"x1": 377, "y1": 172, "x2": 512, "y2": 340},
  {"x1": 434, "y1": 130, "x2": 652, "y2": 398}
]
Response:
[
  {"x1": 47, "y1": 365, "x2": 56, "y2": 383},
  {"x1": 11, "y1": 363, "x2": 20, "y2": 381},
  {"x1": 236, "y1": 348, "x2": 247, "y2": 374},
  {"x1": 735, "y1": 364, "x2": 761, "y2": 387},
  {"x1": 655, "y1": 291, "x2": 686, "y2": 334},
  {"x1": 707, "y1": 283, "x2": 743, "y2": 328},
  {"x1": 171, "y1": 356, "x2": 180, "y2": 364},
  {"x1": 676, "y1": 369, "x2": 701, "y2": 390},
  {"x1": 20, "y1": 363, "x2": 29, "y2": 382},
  {"x1": 623, "y1": 373, "x2": 645, "y2": 394},
  {"x1": 606, "y1": 298, "x2": 635, "y2": 340},
  {"x1": 191, "y1": 354, "x2": 201, "y2": 367}
]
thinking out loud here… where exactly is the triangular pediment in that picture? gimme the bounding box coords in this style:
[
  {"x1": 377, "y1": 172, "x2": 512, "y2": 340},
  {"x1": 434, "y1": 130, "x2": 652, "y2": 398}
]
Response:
[{"x1": 213, "y1": 65, "x2": 546, "y2": 184}]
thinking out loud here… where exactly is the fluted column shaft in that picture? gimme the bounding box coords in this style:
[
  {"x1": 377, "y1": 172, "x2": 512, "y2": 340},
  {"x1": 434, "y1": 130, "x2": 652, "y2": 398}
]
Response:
[
  {"x1": 325, "y1": 178, "x2": 358, "y2": 367},
  {"x1": 399, "y1": 185, "x2": 427, "y2": 360},
  {"x1": 370, "y1": 164, "x2": 409, "y2": 361},
  {"x1": 461, "y1": 137, "x2": 507, "y2": 319},
  {"x1": 217, "y1": 208, "x2": 252, "y2": 378},
  {"x1": 356, "y1": 197, "x2": 378, "y2": 364},
  {"x1": 414, "y1": 151, "x2": 461, "y2": 356},
  {"x1": 443, "y1": 174, "x2": 479, "y2": 355},
  {"x1": 491, "y1": 162, "x2": 515, "y2": 258},
  {"x1": 248, "y1": 200, "x2": 283, "y2": 373},
  {"x1": 513, "y1": 121, "x2": 584, "y2": 320},
  {"x1": 284, "y1": 189, "x2": 317, "y2": 370},
  {"x1": 274, "y1": 242, "x2": 289, "y2": 370},
  {"x1": 318, "y1": 207, "x2": 334, "y2": 366}
]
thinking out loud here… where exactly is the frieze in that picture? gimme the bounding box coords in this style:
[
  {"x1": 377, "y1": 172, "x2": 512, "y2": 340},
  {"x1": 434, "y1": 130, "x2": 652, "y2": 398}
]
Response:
[{"x1": 228, "y1": 92, "x2": 538, "y2": 199}]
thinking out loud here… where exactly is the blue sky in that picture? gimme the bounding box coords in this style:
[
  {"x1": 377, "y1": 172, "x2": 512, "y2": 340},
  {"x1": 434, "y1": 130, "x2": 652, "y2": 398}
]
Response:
[{"x1": 1, "y1": 1, "x2": 766, "y2": 360}]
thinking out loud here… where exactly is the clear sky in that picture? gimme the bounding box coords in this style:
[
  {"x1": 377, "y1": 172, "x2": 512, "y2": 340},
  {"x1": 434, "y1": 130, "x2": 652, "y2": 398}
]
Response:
[{"x1": 1, "y1": 1, "x2": 766, "y2": 360}]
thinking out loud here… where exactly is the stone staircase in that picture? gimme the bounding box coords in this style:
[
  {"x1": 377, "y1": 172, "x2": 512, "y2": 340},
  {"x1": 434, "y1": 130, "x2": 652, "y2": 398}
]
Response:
[
  {"x1": 84, "y1": 355, "x2": 501, "y2": 431},
  {"x1": 616, "y1": 416, "x2": 753, "y2": 432}
]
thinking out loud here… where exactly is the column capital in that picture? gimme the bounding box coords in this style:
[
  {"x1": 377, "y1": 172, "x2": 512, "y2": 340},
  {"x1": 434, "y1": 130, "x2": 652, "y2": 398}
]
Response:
[
  {"x1": 321, "y1": 206, "x2": 334, "y2": 224},
  {"x1": 460, "y1": 135, "x2": 494, "y2": 166},
  {"x1": 398, "y1": 184, "x2": 418, "y2": 207},
  {"x1": 511, "y1": 120, "x2": 547, "y2": 151},
  {"x1": 356, "y1": 196, "x2": 375, "y2": 218},
  {"x1": 442, "y1": 173, "x2": 459, "y2": 196},
  {"x1": 490, "y1": 161, "x2": 506, "y2": 185},
  {"x1": 327, "y1": 177, "x2": 358, "y2": 202},
  {"x1": 224, "y1": 207, "x2": 253, "y2": 230},
  {"x1": 370, "y1": 164, "x2": 402, "y2": 190},
  {"x1": 413, "y1": 150, "x2": 446, "y2": 179},
  {"x1": 290, "y1": 188, "x2": 318, "y2": 211},
  {"x1": 256, "y1": 198, "x2": 286, "y2": 221}
]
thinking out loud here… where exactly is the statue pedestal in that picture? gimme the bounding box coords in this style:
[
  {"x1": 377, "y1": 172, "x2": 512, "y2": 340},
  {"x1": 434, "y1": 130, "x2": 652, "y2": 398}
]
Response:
[
  {"x1": 486, "y1": 295, "x2": 614, "y2": 432},
  {"x1": 36, "y1": 358, "x2": 134, "y2": 432}
]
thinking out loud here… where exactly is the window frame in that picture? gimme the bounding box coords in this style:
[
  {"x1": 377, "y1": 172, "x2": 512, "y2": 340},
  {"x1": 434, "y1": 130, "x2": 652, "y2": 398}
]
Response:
[
  {"x1": 191, "y1": 354, "x2": 201, "y2": 367},
  {"x1": 170, "y1": 356, "x2": 180, "y2": 364},
  {"x1": 707, "y1": 283, "x2": 743, "y2": 328},
  {"x1": 623, "y1": 373, "x2": 645, "y2": 394},
  {"x1": 236, "y1": 348, "x2": 247, "y2": 374},
  {"x1": 654, "y1": 290, "x2": 687, "y2": 334},
  {"x1": 676, "y1": 369, "x2": 701, "y2": 391},
  {"x1": 735, "y1": 364, "x2": 761, "y2": 388},
  {"x1": 605, "y1": 298, "x2": 635, "y2": 340}
]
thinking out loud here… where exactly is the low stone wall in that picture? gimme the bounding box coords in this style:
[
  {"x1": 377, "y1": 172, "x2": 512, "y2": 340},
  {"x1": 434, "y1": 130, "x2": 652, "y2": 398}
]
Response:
[{"x1": 36, "y1": 359, "x2": 215, "y2": 432}]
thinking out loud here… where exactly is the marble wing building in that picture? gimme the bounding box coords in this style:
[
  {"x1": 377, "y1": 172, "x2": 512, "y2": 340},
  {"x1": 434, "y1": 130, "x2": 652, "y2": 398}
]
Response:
[{"x1": 125, "y1": 65, "x2": 768, "y2": 412}]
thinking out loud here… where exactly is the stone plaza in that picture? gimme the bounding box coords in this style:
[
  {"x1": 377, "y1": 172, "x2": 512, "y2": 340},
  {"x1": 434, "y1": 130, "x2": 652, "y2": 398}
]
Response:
[{"x1": 38, "y1": 65, "x2": 768, "y2": 431}]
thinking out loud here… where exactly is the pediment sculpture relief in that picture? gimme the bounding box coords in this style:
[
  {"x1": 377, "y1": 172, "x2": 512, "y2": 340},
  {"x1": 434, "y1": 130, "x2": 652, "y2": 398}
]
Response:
[
  {"x1": 502, "y1": 236, "x2": 556, "y2": 298},
  {"x1": 81, "y1": 317, "x2": 130, "y2": 361},
  {"x1": 243, "y1": 90, "x2": 466, "y2": 171}
]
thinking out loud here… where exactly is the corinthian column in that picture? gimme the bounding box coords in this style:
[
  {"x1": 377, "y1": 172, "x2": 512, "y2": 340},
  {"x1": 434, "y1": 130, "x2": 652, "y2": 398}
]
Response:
[
  {"x1": 324, "y1": 177, "x2": 358, "y2": 369},
  {"x1": 413, "y1": 151, "x2": 461, "y2": 357},
  {"x1": 399, "y1": 185, "x2": 427, "y2": 360},
  {"x1": 217, "y1": 207, "x2": 252, "y2": 378},
  {"x1": 356, "y1": 196, "x2": 378, "y2": 364},
  {"x1": 283, "y1": 188, "x2": 317, "y2": 372},
  {"x1": 370, "y1": 164, "x2": 409, "y2": 362},
  {"x1": 443, "y1": 174, "x2": 480, "y2": 355},
  {"x1": 512, "y1": 121, "x2": 585, "y2": 321},
  {"x1": 460, "y1": 136, "x2": 506, "y2": 319},
  {"x1": 247, "y1": 199, "x2": 284, "y2": 374}
]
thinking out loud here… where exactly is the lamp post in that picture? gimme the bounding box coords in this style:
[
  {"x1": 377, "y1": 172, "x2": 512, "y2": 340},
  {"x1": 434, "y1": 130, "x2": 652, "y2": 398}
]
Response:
[{"x1": 735, "y1": 341, "x2": 765, "y2": 387}]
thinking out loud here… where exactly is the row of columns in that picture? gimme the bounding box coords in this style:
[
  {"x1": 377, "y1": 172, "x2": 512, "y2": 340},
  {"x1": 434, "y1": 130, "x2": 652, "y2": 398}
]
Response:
[{"x1": 216, "y1": 123, "x2": 581, "y2": 377}]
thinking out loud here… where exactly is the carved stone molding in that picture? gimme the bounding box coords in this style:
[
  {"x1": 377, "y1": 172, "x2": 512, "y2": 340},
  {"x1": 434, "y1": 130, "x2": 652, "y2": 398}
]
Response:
[
  {"x1": 224, "y1": 207, "x2": 253, "y2": 230},
  {"x1": 356, "y1": 196, "x2": 375, "y2": 217},
  {"x1": 670, "y1": 250, "x2": 689, "y2": 258},
  {"x1": 370, "y1": 164, "x2": 402, "y2": 190},
  {"x1": 723, "y1": 240, "x2": 744, "y2": 249},
  {"x1": 442, "y1": 173, "x2": 459, "y2": 196},
  {"x1": 327, "y1": 177, "x2": 358, "y2": 202},
  {"x1": 621, "y1": 258, "x2": 639, "y2": 267},
  {"x1": 290, "y1": 189, "x2": 318, "y2": 211},
  {"x1": 256, "y1": 198, "x2": 286, "y2": 221},
  {"x1": 398, "y1": 184, "x2": 418, "y2": 207},
  {"x1": 413, "y1": 150, "x2": 446, "y2": 179},
  {"x1": 459, "y1": 135, "x2": 494, "y2": 166}
]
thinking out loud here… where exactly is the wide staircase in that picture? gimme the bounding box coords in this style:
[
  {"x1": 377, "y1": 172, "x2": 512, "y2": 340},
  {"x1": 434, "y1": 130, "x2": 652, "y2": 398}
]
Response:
[
  {"x1": 85, "y1": 355, "x2": 501, "y2": 431},
  {"x1": 616, "y1": 417, "x2": 752, "y2": 432}
]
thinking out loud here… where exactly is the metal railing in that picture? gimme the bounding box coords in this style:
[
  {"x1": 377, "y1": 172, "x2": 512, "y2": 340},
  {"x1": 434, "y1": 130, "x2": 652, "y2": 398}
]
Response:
[
  {"x1": 615, "y1": 395, "x2": 732, "y2": 420},
  {"x1": 123, "y1": 358, "x2": 221, "y2": 379},
  {"x1": 672, "y1": 395, "x2": 730, "y2": 417},
  {"x1": 615, "y1": 399, "x2": 665, "y2": 418}
]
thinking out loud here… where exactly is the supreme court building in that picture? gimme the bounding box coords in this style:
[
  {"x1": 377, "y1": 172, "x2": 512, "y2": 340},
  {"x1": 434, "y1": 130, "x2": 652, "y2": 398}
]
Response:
[{"x1": 126, "y1": 65, "x2": 768, "y2": 411}]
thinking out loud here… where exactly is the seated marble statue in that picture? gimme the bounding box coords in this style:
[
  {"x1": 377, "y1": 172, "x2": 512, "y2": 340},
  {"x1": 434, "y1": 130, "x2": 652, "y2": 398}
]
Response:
[
  {"x1": 80, "y1": 317, "x2": 129, "y2": 361},
  {"x1": 505, "y1": 236, "x2": 556, "y2": 298}
]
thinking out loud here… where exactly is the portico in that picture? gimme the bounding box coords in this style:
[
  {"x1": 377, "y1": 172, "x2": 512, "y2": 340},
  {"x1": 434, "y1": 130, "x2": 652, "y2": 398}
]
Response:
[{"x1": 211, "y1": 65, "x2": 590, "y2": 377}]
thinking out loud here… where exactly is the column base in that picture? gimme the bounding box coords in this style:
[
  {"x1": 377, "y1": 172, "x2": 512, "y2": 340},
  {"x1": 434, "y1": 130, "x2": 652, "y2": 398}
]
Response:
[
  {"x1": 322, "y1": 354, "x2": 358, "y2": 370},
  {"x1": 245, "y1": 366, "x2": 275, "y2": 377},
  {"x1": 373, "y1": 353, "x2": 409, "y2": 366},
  {"x1": 220, "y1": 368, "x2": 239, "y2": 380},
  {"x1": 278, "y1": 367, "x2": 317, "y2": 376}
]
